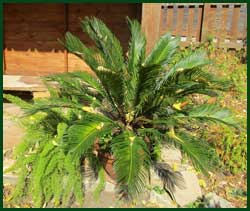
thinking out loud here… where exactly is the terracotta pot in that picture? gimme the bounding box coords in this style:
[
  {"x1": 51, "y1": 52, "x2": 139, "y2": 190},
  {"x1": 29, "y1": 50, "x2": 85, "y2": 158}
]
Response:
[
  {"x1": 94, "y1": 140, "x2": 116, "y2": 183},
  {"x1": 98, "y1": 152, "x2": 116, "y2": 184}
]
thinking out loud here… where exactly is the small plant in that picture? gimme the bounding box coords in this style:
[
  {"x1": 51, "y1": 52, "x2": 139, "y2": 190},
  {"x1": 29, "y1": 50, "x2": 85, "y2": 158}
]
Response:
[
  {"x1": 4, "y1": 17, "x2": 237, "y2": 207},
  {"x1": 201, "y1": 49, "x2": 246, "y2": 175},
  {"x1": 185, "y1": 198, "x2": 205, "y2": 208},
  {"x1": 229, "y1": 188, "x2": 247, "y2": 198},
  {"x1": 152, "y1": 185, "x2": 165, "y2": 195},
  {"x1": 203, "y1": 123, "x2": 246, "y2": 175}
]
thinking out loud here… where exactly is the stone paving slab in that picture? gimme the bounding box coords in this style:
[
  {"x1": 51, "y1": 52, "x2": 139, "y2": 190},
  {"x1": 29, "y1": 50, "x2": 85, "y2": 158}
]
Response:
[{"x1": 3, "y1": 103, "x2": 24, "y2": 150}]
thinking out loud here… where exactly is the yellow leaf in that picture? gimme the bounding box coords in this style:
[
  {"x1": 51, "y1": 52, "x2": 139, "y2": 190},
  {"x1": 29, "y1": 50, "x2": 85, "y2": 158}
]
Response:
[
  {"x1": 82, "y1": 106, "x2": 95, "y2": 113},
  {"x1": 96, "y1": 122, "x2": 104, "y2": 130},
  {"x1": 129, "y1": 136, "x2": 135, "y2": 142},
  {"x1": 173, "y1": 102, "x2": 182, "y2": 110},
  {"x1": 125, "y1": 111, "x2": 135, "y2": 123},
  {"x1": 172, "y1": 163, "x2": 178, "y2": 171},
  {"x1": 199, "y1": 179, "x2": 207, "y2": 188},
  {"x1": 52, "y1": 140, "x2": 59, "y2": 146}
]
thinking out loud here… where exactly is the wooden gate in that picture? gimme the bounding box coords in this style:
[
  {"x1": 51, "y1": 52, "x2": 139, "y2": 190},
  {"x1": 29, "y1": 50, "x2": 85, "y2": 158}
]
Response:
[{"x1": 142, "y1": 3, "x2": 247, "y2": 52}]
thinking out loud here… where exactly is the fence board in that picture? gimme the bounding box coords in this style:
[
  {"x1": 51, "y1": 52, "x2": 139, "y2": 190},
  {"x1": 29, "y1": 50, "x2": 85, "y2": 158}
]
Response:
[
  {"x1": 4, "y1": 4, "x2": 66, "y2": 75},
  {"x1": 4, "y1": 51, "x2": 65, "y2": 76},
  {"x1": 4, "y1": 3, "x2": 140, "y2": 76},
  {"x1": 142, "y1": 3, "x2": 162, "y2": 53},
  {"x1": 158, "y1": 3, "x2": 247, "y2": 49}
]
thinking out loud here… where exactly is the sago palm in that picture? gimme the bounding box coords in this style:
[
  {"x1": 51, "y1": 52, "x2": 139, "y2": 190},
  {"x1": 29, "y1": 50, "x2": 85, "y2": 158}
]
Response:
[{"x1": 4, "y1": 17, "x2": 237, "y2": 207}]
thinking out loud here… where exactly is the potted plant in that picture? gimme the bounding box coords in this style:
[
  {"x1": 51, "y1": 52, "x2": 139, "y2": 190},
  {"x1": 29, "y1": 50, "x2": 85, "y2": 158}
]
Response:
[{"x1": 4, "y1": 17, "x2": 237, "y2": 207}]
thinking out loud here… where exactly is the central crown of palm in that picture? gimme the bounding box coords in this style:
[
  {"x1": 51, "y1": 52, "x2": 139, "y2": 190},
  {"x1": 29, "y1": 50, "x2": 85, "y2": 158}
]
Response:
[{"x1": 12, "y1": 17, "x2": 236, "y2": 200}]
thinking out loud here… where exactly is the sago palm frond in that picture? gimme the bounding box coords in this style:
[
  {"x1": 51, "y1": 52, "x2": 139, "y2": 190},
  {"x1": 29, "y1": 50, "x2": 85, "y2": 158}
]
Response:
[
  {"x1": 167, "y1": 127, "x2": 219, "y2": 175},
  {"x1": 157, "y1": 50, "x2": 211, "y2": 90},
  {"x1": 63, "y1": 119, "x2": 115, "y2": 159},
  {"x1": 81, "y1": 17, "x2": 125, "y2": 108},
  {"x1": 173, "y1": 104, "x2": 237, "y2": 128},
  {"x1": 63, "y1": 31, "x2": 123, "y2": 113},
  {"x1": 123, "y1": 18, "x2": 146, "y2": 114},
  {"x1": 111, "y1": 130, "x2": 150, "y2": 199},
  {"x1": 81, "y1": 16, "x2": 124, "y2": 73},
  {"x1": 144, "y1": 33, "x2": 179, "y2": 67}
]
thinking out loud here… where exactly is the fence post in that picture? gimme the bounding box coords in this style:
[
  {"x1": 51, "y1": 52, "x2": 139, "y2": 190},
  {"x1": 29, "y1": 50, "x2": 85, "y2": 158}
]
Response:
[
  {"x1": 200, "y1": 3, "x2": 210, "y2": 43},
  {"x1": 141, "y1": 3, "x2": 162, "y2": 54}
]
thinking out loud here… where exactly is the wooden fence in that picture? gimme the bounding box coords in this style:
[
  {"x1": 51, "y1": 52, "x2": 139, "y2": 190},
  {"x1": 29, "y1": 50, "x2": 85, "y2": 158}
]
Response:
[
  {"x1": 3, "y1": 3, "x2": 141, "y2": 76},
  {"x1": 3, "y1": 3, "x2": 247, "y2": 77},
  {"x1": 143, "y1": 3, "x2": 247, "y2": 52}
]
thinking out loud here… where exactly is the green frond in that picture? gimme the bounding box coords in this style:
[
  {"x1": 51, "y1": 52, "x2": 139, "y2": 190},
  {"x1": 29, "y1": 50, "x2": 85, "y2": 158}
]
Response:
[
  {"x1": 167, "y1": 128, "x2": 219, "y2": 175},
  {"x1": 46, "y1": 72, "x2": 104, "y2": 96},
  {"x1": 111, "y1": 131, "x2": 150, "y2": 199},
  {"x1": 45, "y1": 73, "x2": 103, "y2": 106},
  {"x1": 8, "y1": 167, "x2": 28, "y2": 202},
  {"x1": 94, "y1": 70, "x2": 124, "y2": 109},
  {"x1": 157, "y1": 50, "x2": 211, "y2": 89},
  {"x1": 174, "y1": 104, "x2": 237, "y2": 128},
  {"x1": 81, "y1": 16, "x2": 124, "y2": 73},
  {"x1": 69, "y1": 71, "x2": 106, "y2": 96},
  {"x1": 31, "y1": 142, "x2": 56, "y2": 207},
  {"x1": 63, "y1": 32, "x2": 99, "y2": 71},
  {"x1": 63, "y1": 31, "x2": 123, "y2": 109},
  {"x1": 126, "y1": 17, "x2": 146, "y2": 65},
  {"x1": 93, "y1": 167, "x2": 106, "y2": 201},
  {"x1": 123, "y1": 18, "x2": 146, "y2": 113},
  {"x1": 3, "y1": 94, "x2": 32, "y2": 110},
  {"x1": 137, "y1": 128, "x2": 164, "y2": 140},
  {"x1": 64, "y1": 119, "x2": 114, "y2": 159},
  {"x1": 63, "y1": 154, "x2": 85, "y2": 206},
  {"x1": 167, "y1": 68, "x2": 231, "y2": 95},
  {"x1": 134, "y1": 34, "x2": 179, "y2": 115},
  {"x1": 80, "y1": 17, "x2": 126, "y2": 109},
  {"x1": 134, "y1": 65, "x2": 163, "y2": 115},
  {"x1": 144, "y1": 33, "x2": 179, "y2": 66}
]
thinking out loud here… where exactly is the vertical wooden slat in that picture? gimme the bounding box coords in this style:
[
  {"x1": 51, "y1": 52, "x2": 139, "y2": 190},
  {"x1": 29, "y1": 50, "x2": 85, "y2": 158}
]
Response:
[
  {"x1": 187, "y1": 6, "x2": 195, "y2": 42},
  {"x1": 182, "y1": 5, "x2": 189, "y2": 32},
  {"x1": 231, "y1": 5, "x2": 241, "y2": 42},
  {"x1": 171, "y1": 4, "x2": 178, "y2": 35},
  {"x1": 200, "y1": 4, "x2": 211, "y2": 42},
  {"x1": 226, "y1": 4, "x2": 234, "y2": 34},
  {"x1": 193, "y1": 5, "x2": 200, "y2": 40},
  {"x1": 141, "y1": 3, "x2": 161, "y2": 53},
  {"x1": 195, "y1": 5, "x2": 203, "y2": 42},
  {"x1": 214, "y1": 4, "x2": 222, "y2": 46},
  {"x1": 159, "y1": 3, "x2": 245, "y2": 49},
  {"x1": 166, "y1": 6, "x2": 174, "y2": 33},
  {"x1": 161, "y1": 4, "x2": 168, "y2": 28},
  {"x1": 238, "y1": 4, "x2": 247, "y2": 39},
  {"x1": 176, "y1": 6, "x2": 184, "y2": 37},
  {"x1": 221, "y1": 5, "x2": 230, "y2": 44}
]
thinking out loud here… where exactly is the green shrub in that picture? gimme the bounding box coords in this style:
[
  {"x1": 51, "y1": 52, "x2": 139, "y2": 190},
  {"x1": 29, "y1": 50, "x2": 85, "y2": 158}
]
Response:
[{"x1": 4, "y1": 17, "x2": 237, "y2": 207}]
